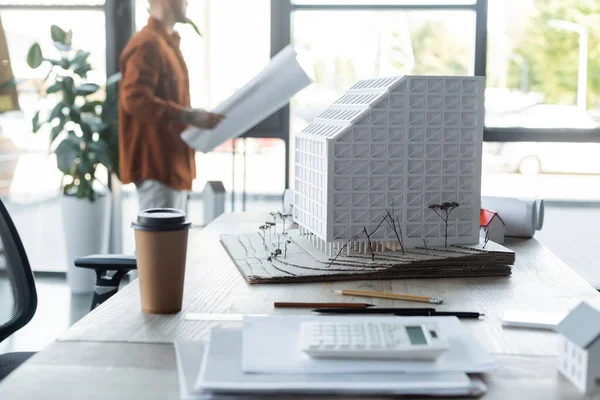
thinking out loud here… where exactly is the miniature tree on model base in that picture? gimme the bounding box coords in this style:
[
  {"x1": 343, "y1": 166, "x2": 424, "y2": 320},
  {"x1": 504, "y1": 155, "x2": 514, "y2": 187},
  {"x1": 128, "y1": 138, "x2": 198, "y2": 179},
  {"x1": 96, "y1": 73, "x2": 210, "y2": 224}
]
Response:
[
  {"x1": 428, "y1": 202, "x2": 460, "y2": 248},
  {"x1": 363, "y1": 215, "x2": 388, "y2": 261}
]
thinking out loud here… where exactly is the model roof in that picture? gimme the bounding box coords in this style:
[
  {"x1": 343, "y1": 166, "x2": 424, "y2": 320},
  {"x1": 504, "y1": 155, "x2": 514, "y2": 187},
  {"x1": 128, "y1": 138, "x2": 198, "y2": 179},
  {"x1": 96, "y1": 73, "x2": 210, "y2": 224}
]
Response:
[
  {"x1": 556, "y1": 302, "x2": 600, "y2": 349},
  {"x1": 480, "y1": 209, "x2": 505, "y2": 227},
  {"x1": 299, "y1": 76, "x2": 406, "y2": 140}
]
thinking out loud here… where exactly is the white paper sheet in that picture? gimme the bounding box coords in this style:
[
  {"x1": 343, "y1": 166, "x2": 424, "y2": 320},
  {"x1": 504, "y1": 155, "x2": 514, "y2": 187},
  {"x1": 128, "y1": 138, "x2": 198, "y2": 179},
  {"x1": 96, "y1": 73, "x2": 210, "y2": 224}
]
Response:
[
  {"x1": 194, "y1": 328, "x2": 485, "y2": 397},
  {"x1": 182, "y1": 45, "x2": 312, "y2": 153},
  {"x1": 482, "y1": 196, "x2": 545, "y2": 237},
  {"x1": 175, "y1": 341, "x2": 263, "y2": 400},
  {"x1": 242, "y1": 315, "x2": 496, "y2": 375}
]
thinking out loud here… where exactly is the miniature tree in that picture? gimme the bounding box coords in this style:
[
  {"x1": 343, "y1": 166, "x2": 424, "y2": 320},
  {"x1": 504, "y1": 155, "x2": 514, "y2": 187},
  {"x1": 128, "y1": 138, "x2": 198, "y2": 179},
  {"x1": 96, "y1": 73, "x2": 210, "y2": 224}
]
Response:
[
  {"x1": 327, "y1": 234, "x2": 360, "y2": 268},
  {"x1": 427, "y1": 202, "x2": 460, "y2": 248},
  {"x1": 363, "y1": 215, "x2": 388, "y2": 261},
  {"x1": 384, "y1": 209, "x2": 405, "y2": 254},
  {"x1": 265, "y1": 221, "x2": 276, "y2": 239},
  {"x1": 284, "y1": 239, "x2": 292, "y2": 259},
  {"x1": 269, "y1": 211, "x2": 278, "y2": 235},
  {"x1": 258, "y1": 225, "x2": 269, "y2": 251},
  {"x1": 277, "y1": 204, "x2": 294, "y2": 234},
  {"x1": 483, "y1": 228, "x2": 490, "y2": 249}
]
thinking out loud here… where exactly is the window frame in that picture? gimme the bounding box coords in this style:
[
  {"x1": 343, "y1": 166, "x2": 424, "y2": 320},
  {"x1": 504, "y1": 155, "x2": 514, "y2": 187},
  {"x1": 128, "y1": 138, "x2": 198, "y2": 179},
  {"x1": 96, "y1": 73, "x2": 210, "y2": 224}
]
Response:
[{"x1": 279, "y1": 0, "x2": 600, "y2": 144}]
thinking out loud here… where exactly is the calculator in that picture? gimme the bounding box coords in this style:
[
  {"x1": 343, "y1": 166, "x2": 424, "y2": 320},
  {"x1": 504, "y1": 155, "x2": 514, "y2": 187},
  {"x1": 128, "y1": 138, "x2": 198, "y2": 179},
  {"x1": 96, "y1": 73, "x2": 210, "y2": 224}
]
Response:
[{"x1": 299, "y1": 321, "x2": 449, "y2": 361}]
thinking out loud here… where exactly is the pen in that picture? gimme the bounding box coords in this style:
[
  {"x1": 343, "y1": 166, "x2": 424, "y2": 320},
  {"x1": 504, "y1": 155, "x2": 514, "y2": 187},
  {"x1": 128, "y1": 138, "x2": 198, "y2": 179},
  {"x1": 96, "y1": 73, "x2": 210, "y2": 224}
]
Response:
[
  {"x1": 274, "y1": 302, "x2": 375, "y2": 309},
  {"x1": 425, "y1": 312, "x2": 484, "y2": 319},
  {"x1": 313, "y1": 308, "x2": 435, "y2": 314},
  {"x1": 312, "y1": 308, "x2": 484, "y2": 319}
]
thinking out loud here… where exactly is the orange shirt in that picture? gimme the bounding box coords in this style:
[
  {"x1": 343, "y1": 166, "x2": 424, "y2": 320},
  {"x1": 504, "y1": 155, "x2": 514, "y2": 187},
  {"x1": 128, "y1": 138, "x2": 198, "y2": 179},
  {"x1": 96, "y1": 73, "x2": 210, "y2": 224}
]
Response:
[{"x1": 119, "y1": 17, "x2": 196, "y2": 190}]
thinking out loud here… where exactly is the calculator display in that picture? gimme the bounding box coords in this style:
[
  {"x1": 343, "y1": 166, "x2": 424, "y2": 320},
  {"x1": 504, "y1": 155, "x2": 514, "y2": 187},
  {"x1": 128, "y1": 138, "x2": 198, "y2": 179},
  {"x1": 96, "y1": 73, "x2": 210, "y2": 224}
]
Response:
[{"x1": 406, "y1": 326, "x2": 427, "y2": 345}]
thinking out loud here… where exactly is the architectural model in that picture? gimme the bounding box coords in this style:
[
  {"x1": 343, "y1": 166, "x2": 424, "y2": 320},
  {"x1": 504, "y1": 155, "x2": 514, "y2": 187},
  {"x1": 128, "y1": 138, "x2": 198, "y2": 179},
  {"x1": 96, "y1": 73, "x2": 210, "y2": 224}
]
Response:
[
  {"x1": 294, "y1": 75, "x2": 484, "y2": 254},
  {"x1": 480, "y1": 209, "x2": 505, "y2": 244},
  {"x1": 556, "y1": 302, "x2": 600, "y2": 394}
]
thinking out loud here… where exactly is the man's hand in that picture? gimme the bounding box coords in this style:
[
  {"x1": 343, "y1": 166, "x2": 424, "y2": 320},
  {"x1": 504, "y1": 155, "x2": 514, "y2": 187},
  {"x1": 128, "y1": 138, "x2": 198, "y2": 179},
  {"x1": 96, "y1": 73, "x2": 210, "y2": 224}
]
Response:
[{"x1": 181, "y1": 109, "x2": 225, "y2": 129}]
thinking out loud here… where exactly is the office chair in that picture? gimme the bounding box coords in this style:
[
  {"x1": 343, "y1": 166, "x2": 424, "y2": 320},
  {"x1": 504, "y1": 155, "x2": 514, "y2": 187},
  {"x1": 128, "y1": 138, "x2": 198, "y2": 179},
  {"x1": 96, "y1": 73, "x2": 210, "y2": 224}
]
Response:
[
  {"x1": 0, "y1": 199, "x2": 37, "y2": 381},
  {"x1": 75, "y1": 255, "x2": 137, "y2": 310}
]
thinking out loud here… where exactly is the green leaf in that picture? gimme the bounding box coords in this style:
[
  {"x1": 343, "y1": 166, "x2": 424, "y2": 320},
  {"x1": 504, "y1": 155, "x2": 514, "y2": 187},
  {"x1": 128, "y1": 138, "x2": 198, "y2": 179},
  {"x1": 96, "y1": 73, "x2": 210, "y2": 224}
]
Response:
[
  {"x1": 27, "y1": 43, "x2": 43, "y2": 69},
  {"x1": 73, "y1": 63, "x2": 92, "y2": 77},
  {"x1": 53, "y1": 42, "x2": 72, "y2": 52},
  {"x1": 65, "y1": 30, "x2": 73, "y2": 46},
  {"x1": 80, "y1": 121, "x2": 93, "y2": 140},
  {"x1": 80, "y1": 101, "x2": 102, "y2": 113},
  {"x1": 55, "y1": 135, "x2": 82, "y2": 174},
  {"x1": 47, "y1": 58, "x2": 71, "y2": 69},
  {"x1": 61, "y1": 77, "x2": 75, "y2": 105},
  {"x1": 32, "y1": 110, "x2": 41, "y2": 133},
  {"x1": 88, "y1": 139, "x2": 112, "y2": 169},
  {"x1": 69, "y1": 107, "x2": 81, "y2": 124},
  {"x1": 50, "y1": 25, "x2": 67, "y2": 43},
  {"x1": 186, "y1": 18, "x2": 202, "y2": 37},
  {"x1": 50, "y1": 119, "x2": 66, "y2": 143},
  {"x1": 49, "y1": 101, "x2": 66, "y2": 122},
  {"x1": 74, "y1": 83, "x2": 100, "y2": 96},
  {"x1": 107, "y1": 73, "x2": 121, "y2": 87},
  {"x1": 46, "y1": 82, "x2": 62, "y2": 94},
  {"x1": 76, "y1": 152, "x2": 92, "y2": 176},
  {"x1": 71, "y1": 51, "x2": 90, "y2": 66}
]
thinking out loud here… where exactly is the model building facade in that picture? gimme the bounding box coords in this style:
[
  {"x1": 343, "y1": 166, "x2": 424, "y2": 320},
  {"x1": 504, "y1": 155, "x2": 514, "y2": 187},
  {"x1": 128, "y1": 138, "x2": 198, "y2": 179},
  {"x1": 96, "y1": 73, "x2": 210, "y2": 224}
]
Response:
[{"x1": 294, "y1": 75, "x2": 484, "y2": 252}]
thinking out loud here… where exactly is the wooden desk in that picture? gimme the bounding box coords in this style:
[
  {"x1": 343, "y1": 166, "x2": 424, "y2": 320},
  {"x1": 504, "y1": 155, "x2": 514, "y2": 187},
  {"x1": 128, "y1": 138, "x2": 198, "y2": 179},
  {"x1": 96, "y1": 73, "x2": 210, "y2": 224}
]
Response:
[{"x1": 0, "y1": 212, "x2": 597, "y2": 399}]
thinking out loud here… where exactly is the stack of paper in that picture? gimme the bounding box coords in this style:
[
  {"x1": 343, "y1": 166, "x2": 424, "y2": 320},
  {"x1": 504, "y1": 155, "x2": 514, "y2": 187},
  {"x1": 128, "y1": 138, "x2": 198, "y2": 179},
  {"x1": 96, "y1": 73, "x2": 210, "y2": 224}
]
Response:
[{"x1": 175, "y1": 316, "x2": 494, "y2": 399}]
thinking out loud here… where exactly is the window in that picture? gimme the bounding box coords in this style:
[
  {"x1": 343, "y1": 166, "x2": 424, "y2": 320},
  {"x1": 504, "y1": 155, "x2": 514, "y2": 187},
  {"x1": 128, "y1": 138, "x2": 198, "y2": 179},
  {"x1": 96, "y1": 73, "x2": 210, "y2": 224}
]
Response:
[
  {"x1": 483, "y1": 0, "x2": 600, "y2": 201},
  {"x1": 134, "y1": 0, "x2": 281, "y2": 200},
  {"x1": 0, "y1": 4, "x2": 106, "y2": 271},
  {"x1": 284, "y1": 0, "x2": 600, "y2": 202}
]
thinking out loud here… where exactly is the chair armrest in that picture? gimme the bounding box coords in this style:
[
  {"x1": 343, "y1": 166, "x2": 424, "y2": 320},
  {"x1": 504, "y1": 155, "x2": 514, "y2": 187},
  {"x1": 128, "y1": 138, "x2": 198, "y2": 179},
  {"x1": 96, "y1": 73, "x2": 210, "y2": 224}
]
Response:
[{"x1": 74, "y1": 254, "x2": 137, "y2": 270}]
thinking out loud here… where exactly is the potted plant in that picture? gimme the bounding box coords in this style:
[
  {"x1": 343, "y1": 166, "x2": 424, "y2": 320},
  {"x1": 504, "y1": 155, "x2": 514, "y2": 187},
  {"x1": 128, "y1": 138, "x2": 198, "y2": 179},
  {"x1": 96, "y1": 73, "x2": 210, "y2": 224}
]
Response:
[{"x1": 27, "y1": 25, "x2": 117, "y2": 293}]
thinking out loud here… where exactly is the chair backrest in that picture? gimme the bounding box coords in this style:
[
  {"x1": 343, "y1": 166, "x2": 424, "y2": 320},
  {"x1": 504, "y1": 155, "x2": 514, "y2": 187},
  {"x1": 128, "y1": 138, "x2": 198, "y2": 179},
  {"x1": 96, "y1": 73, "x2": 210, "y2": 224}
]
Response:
[{"x1": 0, "y1": 199, "x2": 37, "y2": 343}]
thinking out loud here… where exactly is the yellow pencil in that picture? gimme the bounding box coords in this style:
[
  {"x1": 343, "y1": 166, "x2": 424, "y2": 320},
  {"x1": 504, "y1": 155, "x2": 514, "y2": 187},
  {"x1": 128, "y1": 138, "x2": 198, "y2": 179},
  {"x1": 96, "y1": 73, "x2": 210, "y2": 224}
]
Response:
[{"x1": 334, "y1": 289, "x2": 444, "y2": 305}]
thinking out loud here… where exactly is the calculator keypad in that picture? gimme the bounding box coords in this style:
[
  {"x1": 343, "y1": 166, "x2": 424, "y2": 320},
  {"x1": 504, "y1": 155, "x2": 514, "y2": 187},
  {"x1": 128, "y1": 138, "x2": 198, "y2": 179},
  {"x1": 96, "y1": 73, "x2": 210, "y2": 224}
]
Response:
[{"x1": 299, "y1": 322, "x2": 448, "y2": 360}]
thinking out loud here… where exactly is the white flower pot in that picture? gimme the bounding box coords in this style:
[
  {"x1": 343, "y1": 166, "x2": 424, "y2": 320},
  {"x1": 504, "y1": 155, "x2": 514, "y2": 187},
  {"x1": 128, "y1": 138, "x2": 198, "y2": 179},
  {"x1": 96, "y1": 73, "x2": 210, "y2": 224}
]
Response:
[{"x1": 61, "y1": 192, "x2": 112, "y2": 294}]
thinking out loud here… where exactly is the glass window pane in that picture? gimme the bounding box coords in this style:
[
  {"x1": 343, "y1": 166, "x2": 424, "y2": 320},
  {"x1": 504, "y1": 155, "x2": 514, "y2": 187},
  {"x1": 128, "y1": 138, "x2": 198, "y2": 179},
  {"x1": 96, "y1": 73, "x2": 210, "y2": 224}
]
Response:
[
  {"x1": 292, "y1": 10, "x2": 475, "y2": 130},
  {"x1": 486, "y1": 0, "x2": 600, "y2": 129},
  {"x1": 0, "y1": 1, "x2": 103, "y2": 4},
  {"x1": 483, "y1": 142, "x2": 600, "y2": 201},
  {"x1": 0, "y1": 10, "x2": 106, "y2": 271},
  {"x1": 135, "y1": 0, "x2": 271, "y2": 109},
  {"x1": 292, "y1": 0, "x2": 475, "y2": 5}
]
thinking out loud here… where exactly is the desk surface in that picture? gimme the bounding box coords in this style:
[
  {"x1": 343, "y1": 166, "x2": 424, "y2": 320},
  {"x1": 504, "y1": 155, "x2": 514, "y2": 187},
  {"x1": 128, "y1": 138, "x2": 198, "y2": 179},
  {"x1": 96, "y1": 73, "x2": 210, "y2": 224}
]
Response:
[{"x1": 0, "y1": 212, "x2": 597, "y2": 399}]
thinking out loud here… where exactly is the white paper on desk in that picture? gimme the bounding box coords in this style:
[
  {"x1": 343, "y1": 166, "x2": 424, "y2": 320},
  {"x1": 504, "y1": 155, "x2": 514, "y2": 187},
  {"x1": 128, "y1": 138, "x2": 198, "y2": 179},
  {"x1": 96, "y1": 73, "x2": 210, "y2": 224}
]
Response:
[
  {"x1": 242, "y1": 315, "x2": 496, "y2": 374},
  {"x1": 175, "y1": 341, "x2": 260, "y2": 400},
  {"x1": 195, "y1": 328, "x2": 485, "y2": 397},
  {"x1": 182, "y1": 45, "x2": 312, "y2": 153},
  {"x1": 482, "y1": 196, "x2": 545, "y2": 237}
]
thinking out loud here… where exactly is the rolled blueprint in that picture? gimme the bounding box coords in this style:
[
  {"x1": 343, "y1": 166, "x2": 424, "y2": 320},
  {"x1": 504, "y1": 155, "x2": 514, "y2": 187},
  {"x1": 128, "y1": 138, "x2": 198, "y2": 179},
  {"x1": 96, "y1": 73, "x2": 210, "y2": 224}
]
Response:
[
  {"x1": 481, "y1": 196, "x2": 544, "y2": 238},
  {"x1": 182, "y1": 45, "x2": 312, "y2": 153}
]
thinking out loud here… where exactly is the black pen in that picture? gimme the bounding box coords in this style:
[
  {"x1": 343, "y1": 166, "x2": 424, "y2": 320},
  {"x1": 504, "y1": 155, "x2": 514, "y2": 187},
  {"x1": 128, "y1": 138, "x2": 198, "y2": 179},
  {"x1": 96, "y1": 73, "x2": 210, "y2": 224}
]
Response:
[
  {"x1": 313, "y1": 308, "x2": 484, "y2": 319},
  {"x1": 313, "y1": 308, "x2": 436, "y2": 314},
  {"x1": 426, "y1": 311, "x2": 484, "y2": 319}
]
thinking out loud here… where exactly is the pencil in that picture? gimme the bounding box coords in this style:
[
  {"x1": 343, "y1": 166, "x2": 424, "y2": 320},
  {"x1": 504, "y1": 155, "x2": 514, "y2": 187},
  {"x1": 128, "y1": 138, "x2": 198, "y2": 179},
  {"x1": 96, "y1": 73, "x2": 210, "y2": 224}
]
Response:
[
  {"x1": 333, "y1": 289, "x2": 444, "y2": 305},
  {"x1": 274, "y1": 302, "x2": 375, "y2": 309}
]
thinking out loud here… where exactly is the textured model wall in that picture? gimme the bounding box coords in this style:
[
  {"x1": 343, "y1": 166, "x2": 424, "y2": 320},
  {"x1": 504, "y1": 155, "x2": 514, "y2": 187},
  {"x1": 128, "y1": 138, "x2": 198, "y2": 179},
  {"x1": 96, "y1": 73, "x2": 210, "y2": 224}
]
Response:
[{"x1": 294, "y1": 75, "x2": 484, "y2": 250}]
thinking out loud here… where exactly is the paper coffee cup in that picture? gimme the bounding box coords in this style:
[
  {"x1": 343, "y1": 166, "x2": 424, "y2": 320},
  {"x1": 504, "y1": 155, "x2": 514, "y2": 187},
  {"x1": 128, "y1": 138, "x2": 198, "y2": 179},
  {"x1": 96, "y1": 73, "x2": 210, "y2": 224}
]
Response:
[{"x1": 132, "y1": 208, "x2": 192, "y2": 314}]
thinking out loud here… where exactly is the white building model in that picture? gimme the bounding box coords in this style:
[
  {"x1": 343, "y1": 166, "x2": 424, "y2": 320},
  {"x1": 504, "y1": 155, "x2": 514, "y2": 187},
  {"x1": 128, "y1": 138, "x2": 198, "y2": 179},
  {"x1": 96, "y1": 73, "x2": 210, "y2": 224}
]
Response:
[{"x1": 294, "y1": 75, "x2": 484, "y2": 254}]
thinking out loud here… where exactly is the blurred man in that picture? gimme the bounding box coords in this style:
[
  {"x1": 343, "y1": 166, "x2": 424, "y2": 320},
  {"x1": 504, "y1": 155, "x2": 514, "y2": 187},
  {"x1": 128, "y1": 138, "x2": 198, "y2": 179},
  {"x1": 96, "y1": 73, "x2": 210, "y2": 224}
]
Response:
[{"x1": 119, "y1": 0, "x2": 224, "y2": 212}]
